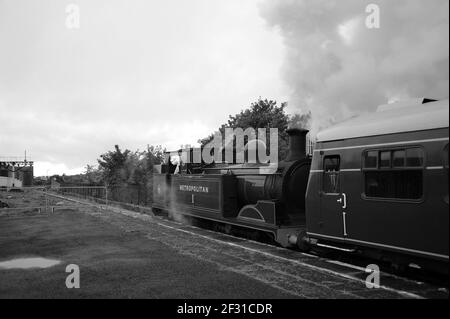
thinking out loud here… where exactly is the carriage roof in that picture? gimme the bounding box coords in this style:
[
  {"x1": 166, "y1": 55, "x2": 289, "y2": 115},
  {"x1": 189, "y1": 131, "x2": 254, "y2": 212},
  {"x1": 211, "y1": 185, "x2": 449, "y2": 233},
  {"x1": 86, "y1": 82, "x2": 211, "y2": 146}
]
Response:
[{"x1": 317, "y1": 99, "x2": 449, "y2": 142}]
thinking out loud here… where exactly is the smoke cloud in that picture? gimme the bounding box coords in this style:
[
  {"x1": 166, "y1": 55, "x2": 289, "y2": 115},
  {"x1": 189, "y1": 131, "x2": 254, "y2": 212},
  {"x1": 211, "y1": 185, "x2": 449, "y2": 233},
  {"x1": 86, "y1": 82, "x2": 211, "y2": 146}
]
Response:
[{"x1": 258, "y1": 0, "x2": 449, "y2": 133}]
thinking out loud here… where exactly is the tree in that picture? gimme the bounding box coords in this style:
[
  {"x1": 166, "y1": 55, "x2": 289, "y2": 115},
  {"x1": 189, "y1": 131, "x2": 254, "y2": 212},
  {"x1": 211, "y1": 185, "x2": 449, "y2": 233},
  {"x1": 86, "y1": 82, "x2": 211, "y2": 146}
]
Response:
[
  {"x1": 94, "y1": 144, "x2": 165, "y2": 204},
  {"x1": 144, "y1": 145, "x2": 165, "y2": 171},
  {"x1": 97, "y1": 145, "x2": 131, "y2": 186},
  {"x1": 199, "y1": 99, "x2": 288, "y2": 145},
  {"x1": 199, "y1": 98, "x2": 311, "y2": 161},
  {"x1": 84, "y1": 164, "x2": 102, "y2": 185}
]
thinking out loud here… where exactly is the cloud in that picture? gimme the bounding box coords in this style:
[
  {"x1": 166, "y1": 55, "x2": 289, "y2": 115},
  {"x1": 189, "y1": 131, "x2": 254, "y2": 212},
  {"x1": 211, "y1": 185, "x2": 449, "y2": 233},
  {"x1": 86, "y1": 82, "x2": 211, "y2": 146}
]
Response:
[
  {"x1": 0, "y1": 0, "x2": 288, "y2": 174},
  {"x1": 258, "y1": 0, "x2": 449, "y2": 132},
  {"x1": 33, "y1": 161, "x2": 85, "y2": 177},
  {"x1": 338, "y1": 17, "x2": 361, "y2": 45}
]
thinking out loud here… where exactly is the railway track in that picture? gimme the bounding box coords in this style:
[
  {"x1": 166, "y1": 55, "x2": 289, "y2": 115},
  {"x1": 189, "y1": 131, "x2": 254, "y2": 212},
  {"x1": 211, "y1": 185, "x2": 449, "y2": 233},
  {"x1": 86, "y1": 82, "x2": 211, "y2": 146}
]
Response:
[{"x1": 45, "y1": 192, "x2": 449, "y2": 299}]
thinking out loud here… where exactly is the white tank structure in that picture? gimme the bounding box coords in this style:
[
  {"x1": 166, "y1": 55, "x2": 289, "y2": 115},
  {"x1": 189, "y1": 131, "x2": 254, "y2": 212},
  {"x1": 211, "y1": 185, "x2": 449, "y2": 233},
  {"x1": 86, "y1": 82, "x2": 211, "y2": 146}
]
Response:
[
  {"x1": 0, "y1": 176, "x2": 23, "y2": 188},
  {"x1": 0, "y1": 156, "x2": 34, "y2": 188}
]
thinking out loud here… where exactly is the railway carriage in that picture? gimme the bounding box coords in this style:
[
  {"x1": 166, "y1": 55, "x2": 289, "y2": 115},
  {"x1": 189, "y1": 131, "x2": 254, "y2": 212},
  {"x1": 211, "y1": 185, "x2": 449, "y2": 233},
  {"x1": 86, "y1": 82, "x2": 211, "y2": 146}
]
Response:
[{"x1": 305, "y1": 98, "x2": 449, "y2": 270}]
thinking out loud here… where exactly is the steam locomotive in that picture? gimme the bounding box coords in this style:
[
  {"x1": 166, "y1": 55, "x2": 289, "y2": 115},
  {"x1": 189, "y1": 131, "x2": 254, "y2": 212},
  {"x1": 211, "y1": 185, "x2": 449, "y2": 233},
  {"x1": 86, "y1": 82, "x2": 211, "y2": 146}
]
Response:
[{"x1": 153, "y1": 98, "x2": 449, "y2": 272}]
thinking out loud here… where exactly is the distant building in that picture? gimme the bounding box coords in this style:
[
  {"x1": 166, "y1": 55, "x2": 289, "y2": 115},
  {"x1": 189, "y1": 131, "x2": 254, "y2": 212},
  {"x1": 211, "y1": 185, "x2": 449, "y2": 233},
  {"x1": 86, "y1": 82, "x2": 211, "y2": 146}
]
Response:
[{"x1": 0, "y1": 158, "x2": 34, "y2": 188}]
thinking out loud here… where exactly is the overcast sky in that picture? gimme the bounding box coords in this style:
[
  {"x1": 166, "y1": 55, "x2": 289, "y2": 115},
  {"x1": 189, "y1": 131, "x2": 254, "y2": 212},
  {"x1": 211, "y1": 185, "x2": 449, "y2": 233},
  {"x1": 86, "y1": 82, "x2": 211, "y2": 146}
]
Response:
[{"x1": 0, "y1": 0, "x2": 448, "y2": 176}]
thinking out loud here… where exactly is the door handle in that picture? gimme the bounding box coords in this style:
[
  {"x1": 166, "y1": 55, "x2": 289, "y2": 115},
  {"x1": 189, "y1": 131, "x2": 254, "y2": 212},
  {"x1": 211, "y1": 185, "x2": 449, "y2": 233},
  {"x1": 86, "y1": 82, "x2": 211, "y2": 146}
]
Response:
[{"x1": 337, "y1": 193, "x2": 347, "y2": 209}]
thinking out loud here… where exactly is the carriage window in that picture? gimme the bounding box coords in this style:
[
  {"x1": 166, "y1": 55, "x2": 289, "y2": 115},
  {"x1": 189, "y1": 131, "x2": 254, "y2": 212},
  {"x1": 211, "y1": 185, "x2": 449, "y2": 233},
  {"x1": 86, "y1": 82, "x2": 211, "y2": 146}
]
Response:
[
  {"x1": 323, "y1": 156, "x2": 340, "y2": 194},
  {"x1": 364, "y1": 151, "x2": 378, "y2": 168},
  {"x1": 365, "y1": 171, "x2": 422, "y2": 199},
  {"x1": 406, "y1": 148, "x2": 424, "y2": 167},
  {"x1": 392, "y1": 150, "x2": 405, "y2": 167},
  {"x1": 324, "y1": 156, "x2": 340, "y2": 172},
  {"x1": 379, "y1": 151, "x2": 391, "y2": 168},
  {"x1": 363, "y1": 147, "x2": 423, "y2": 200}
]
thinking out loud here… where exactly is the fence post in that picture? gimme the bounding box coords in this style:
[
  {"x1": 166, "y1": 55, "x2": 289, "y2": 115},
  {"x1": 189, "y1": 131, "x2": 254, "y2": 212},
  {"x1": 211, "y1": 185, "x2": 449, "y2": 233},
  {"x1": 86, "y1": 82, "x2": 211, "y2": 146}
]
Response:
[
  {"x1": 45, "y1": 190, "x2": 48, "y2": 213},
  {"x1": 105, "y1": 186, "x2": 108, "y2": 207}
]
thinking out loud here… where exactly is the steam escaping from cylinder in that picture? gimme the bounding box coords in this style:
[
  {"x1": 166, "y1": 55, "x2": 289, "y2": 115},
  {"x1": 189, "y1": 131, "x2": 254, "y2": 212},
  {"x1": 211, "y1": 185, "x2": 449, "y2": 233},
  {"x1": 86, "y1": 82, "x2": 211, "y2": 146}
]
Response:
[
  {"x1": 285, "y1": 128, "x2": 309, "y2": 162},
  {"x1": 168, "y1": 184, "x2": 192, "y2": 225}
]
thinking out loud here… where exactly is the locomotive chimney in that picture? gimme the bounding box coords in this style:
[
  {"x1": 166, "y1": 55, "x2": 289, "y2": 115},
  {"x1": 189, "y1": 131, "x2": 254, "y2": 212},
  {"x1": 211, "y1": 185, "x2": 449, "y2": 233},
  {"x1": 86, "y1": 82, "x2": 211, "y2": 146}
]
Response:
[{"x1": 285, "y1": 128, "x2": 309, "y2": 161}]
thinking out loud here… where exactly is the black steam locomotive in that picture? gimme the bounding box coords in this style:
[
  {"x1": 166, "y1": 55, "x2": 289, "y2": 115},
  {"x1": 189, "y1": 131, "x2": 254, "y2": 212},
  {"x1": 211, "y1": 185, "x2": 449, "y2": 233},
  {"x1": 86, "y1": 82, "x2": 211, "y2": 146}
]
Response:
[
  {"x1": 153, "y1": 128, "x2": 311, "y2": 247},
  {"x1": 153, "y1": 99, "x2": 449, "y2": 272}
]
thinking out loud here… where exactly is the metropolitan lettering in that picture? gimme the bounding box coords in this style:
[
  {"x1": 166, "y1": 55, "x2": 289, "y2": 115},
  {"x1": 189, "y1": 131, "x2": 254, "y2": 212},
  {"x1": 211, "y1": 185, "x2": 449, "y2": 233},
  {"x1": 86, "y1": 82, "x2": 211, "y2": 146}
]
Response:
[{"x1": 179, "y1": 185, "x2": 209, "y2": 193}]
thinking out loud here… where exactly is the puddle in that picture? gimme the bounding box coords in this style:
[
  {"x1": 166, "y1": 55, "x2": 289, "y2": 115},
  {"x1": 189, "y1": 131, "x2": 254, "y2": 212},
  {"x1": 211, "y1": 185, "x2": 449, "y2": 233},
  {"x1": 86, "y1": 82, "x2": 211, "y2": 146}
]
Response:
[{"x1": 0, "y1": 257, "x2": 61, "y2": 269}]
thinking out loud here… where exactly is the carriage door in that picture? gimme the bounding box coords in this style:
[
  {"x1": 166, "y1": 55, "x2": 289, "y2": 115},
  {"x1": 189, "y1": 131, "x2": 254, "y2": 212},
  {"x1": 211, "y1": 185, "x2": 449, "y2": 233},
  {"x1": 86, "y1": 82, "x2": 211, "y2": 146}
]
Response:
[{"x1": 320, "y1": 155, "x2": 346, "y2": 238}]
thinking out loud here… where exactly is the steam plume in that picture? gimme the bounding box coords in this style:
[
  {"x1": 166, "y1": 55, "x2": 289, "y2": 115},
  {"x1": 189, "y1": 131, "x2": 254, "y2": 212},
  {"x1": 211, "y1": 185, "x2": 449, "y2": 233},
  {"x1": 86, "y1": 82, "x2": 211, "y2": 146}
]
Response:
[{"x1": 259, "y1": 0, "x2": 449, "y2": 133}]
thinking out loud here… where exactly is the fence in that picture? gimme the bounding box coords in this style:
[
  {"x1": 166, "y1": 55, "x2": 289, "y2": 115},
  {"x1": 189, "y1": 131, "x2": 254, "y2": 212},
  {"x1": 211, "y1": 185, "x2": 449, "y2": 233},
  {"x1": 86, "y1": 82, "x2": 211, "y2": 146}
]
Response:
[
  {"x1": 54, "y1": 186, "x2": 108, "y2": 204},
  {"x1": 0, "y1": 186, "x2": 95, "y2": 214},
  {"x1": 0, "y1": 185, "x2": 154, "y2": 215}
]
